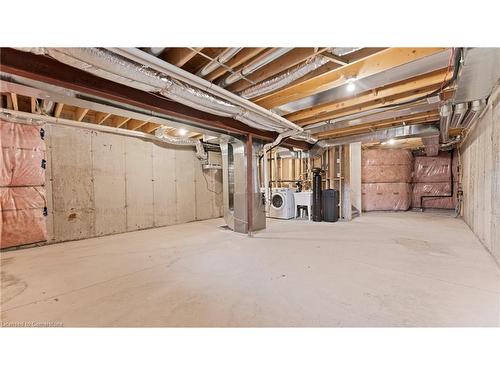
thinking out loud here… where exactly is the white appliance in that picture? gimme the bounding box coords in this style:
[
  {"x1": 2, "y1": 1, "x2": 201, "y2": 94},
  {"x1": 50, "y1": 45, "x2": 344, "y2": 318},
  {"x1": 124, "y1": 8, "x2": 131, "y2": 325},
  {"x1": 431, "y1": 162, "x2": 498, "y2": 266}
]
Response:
[{"x1": 269, "y1": 188, "x2": 296, "y2": 219}]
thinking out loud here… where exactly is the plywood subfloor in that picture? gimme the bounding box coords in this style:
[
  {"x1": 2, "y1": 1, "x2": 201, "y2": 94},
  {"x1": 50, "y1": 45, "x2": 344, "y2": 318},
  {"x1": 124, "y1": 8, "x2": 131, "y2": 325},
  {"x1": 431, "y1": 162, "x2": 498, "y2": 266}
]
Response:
[{"x1": 1, "y1": 211, "x2": 499, "y2": 327}]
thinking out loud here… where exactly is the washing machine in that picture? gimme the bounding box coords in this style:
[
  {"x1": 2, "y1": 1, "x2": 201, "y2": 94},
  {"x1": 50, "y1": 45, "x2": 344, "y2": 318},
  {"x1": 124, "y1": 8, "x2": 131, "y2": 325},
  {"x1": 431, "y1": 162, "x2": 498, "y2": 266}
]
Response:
[{"x1": 269, "y1": 188, "x2": 296, "y2": 219}]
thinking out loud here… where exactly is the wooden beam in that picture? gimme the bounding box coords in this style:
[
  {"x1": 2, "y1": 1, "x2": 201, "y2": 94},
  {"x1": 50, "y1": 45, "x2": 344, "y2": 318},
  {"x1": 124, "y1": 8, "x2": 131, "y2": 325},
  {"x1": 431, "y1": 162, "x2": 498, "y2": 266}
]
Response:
[
  {"x1": 5, "y1": 93, "x2": 13, "y2": 109},
  {"x1": 298, "y1": 86, "x2": 442, "y2": 127},
  {"x1": 159, "y1": 48, "x2": 202, "y2": 67},
  {"x1": 30, "y1": 97, "x2": 37, "y2": 113},
  {"x1": 254, "y1": 48, "x2": 447, "y2": 109},
  {"x1": 204, "y1": 48, "x2": 267, "y2": 82},
  {"x1": 227, "y1": 48, "x2": 327, "y2": 92},
  {"x1": 75, "y1": 107, "x2": 89, "y2": 122},
  {"x1": 286, "y1": 68, "x2": 450, "y2": 125},
  {"x1": 320, "y1": 52, "x2": 348, "y2": 65},
  {"x1": 111, "y1": 115, "x2": 130, "y2": 128},
  {"x1": 126, "y1": 119, "x2": 149, "y2": 130},
  {"x1": 54, "y1": 102, "x2": 64, "y2": 117},
  {"x1": 140, "y1": 123, "x2": 161, "y2": 133},
  {"x1": 10, "y1": 93, "x2": 18, "y2": 111},
  {"x1": 95, "y1": 111, "x2": 111, "y2": 124}
]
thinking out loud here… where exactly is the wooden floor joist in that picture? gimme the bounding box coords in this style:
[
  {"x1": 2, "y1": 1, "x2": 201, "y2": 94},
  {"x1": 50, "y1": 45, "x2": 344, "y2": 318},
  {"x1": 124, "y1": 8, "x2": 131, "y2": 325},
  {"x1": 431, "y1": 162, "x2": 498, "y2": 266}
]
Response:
[{"x1": 254, "y1": 48, "x2": 447, "y2": 109}]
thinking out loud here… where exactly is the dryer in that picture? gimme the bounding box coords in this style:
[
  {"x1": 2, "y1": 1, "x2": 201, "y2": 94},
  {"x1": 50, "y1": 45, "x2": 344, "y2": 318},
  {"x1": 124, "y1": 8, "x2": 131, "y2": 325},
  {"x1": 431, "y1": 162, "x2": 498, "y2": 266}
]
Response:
[{"x1": 269, "y1": 188, "x2": 296, "y2": 219}]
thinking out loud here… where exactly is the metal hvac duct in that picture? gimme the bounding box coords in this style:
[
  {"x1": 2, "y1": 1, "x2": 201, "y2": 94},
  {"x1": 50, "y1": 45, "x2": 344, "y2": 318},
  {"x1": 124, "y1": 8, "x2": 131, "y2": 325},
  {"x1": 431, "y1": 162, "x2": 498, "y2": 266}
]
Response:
[
  {"x1": 219, "y1": 48, "x2": 293, "y2": 87},
  {"x1": 16, "y1": 48, "x2": 303, "y2": 135},
  {"x1": 154, "y1": 126, "x2": 208, "y2": 161},
  {"x1": 220, "y1": 136, "x2": 266, "y2": 233},
  {"x1": 439, "y1": 104, "x2": 452, "y2": 143},
  {"x1": 239, "y1": 56, "x2": 329, "y2": 99},
  {"x1": 331, "y1": 47, "x2": 362, "y2": 56},
  {"x1": 453, "y1": 48, "x2": 500, "y2": 103},
  {"x1": 450, "y1": 102, "x2": 468, "y2": 128},
  {"x1": 319, "y1": 124, "x2": 440, "y2": 147},
  {"x1": 459, "y1": 99, "x2": 486, "y2": 129}
]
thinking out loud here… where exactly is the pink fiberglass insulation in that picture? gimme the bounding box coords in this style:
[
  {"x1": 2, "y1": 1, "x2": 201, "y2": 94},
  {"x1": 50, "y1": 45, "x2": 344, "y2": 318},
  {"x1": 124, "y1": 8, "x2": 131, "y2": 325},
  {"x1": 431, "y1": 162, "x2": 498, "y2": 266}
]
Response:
[
  {"x1": 362, "y1": 164, "x2": 413, "y2": 183},
  {"x1": 413, "y1": 152, "x2": 452, "y2": 183},
  {"x1": 411, "y1": 182, "x2": 457, "y2": 209},
  {"x1": 361, "y1": 183, "x2": 411, "y2": 211},
  {"x1": 0, "y1": 147, "x2": 46, "y2": 187},
  {"x1": 362, "y1": 149, "x2": 413, "y2": 166},
  {"x1": 1, "y1": 209, "x2": 48, "y2": 249},
  {"x1": 0, "y1": 118, "x2": 46, "y2": 150},
  {"x1": 0, "y1": 187, "x2": 47, "y2": 210},
  {"x1": 0, "y1": 187, "x2": 48, "y2": 249}
]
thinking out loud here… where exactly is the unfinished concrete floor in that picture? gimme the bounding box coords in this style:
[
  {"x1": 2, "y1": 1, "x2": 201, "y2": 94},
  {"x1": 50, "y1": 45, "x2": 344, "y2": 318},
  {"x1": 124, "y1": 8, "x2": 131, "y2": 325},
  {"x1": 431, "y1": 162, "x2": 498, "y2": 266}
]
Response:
[{"x1": 1, "y1": 211, "x2": 499, "y2": 327}]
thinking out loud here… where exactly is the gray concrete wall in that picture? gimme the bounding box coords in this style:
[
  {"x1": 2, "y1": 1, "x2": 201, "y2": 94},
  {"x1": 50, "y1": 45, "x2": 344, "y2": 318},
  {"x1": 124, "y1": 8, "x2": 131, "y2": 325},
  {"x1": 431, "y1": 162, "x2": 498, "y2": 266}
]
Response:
[
  {"x1": 44, "y1": 124, "x2": 223, "y2": 244},
  {"x1": 460, "y1": 85, "x2": 500, "y2": 263}
]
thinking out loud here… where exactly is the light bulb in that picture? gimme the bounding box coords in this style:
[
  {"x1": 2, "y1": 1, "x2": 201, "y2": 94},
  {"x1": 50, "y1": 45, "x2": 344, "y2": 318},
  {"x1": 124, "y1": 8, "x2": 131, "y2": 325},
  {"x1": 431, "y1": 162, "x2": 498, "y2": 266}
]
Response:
[
  {"x1": 345, "y1": 77, "x2": 357, "y2": 93},
  {"x1": 388, "y1": 138, "x2": 396, "y2": 145},
  {"x1": 178, "y1": 128, "x2": 188, "y2": 136}
]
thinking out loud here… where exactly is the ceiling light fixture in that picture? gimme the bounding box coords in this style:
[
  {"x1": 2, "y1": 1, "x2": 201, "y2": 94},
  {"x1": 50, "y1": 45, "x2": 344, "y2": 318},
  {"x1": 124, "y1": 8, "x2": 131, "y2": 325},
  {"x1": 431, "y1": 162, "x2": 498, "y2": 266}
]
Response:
[
  {"x1": 346, "y1": 77, "x2": 357, "y2": 93},
  {"x1": 178, "y1": 128, "x2": 188, "y2": 136},
  {"x1": 387, "y1": 138, "x2": 396, "y2": 145}
]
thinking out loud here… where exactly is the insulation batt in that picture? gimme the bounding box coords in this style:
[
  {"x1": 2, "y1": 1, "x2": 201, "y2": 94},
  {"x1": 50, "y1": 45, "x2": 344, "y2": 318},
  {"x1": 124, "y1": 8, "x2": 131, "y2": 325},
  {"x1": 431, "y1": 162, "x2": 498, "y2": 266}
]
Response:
[
  {"x1": 413, "y1": 152, "x2": 452, "y2": 183},
  {"x1": 0, "y1": 119, "x2": 46, "y2": 150},
  {"x1": 362, "y1": 164, "x2": 412, "y2": 183},
  {"x1": 362, "y1": 149, "x2": 413, "y2": 166},
  {"x1": 361, "y1": 183, "x2": 412, "y2": 211},
  {"x1": 1, "y1": 148, "x2": 46, "y2": 186},
  {"x1": 412, "y1": 182, "x2": 457, "y2": 209},
  {"x1": 0, "y1": 187, "x2": 47, "y2": 249}
]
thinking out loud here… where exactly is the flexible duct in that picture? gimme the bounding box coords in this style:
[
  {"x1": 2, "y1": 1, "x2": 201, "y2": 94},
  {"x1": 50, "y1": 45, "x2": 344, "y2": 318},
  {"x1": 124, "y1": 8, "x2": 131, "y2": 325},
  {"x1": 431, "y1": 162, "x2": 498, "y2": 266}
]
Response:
[
  {"x1": 220, "y1": 48, "x2": 293, "y2": 87},
  {"x1": 331, "y1": 47, "x2": 362, "y2": 56},
  {"x1": 197, "y1": 48, "x2": 242, "y2": 77},
  {"x1": 16, "y1": 48, "x2": 303, "y2": 135},
  {"x1": 239, "y1": 56, "x2": 329, "y2": 99},
  {"x1": 154, "y1": 126, "x2": 208, "y2": 162}
]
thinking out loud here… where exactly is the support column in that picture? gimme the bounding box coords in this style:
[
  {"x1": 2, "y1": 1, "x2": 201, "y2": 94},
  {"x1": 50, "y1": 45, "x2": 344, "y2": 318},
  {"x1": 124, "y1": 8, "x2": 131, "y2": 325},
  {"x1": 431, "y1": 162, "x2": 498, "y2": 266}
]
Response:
[{"x1": 246, "y1": 134, "x2": 253, "y2": 235}]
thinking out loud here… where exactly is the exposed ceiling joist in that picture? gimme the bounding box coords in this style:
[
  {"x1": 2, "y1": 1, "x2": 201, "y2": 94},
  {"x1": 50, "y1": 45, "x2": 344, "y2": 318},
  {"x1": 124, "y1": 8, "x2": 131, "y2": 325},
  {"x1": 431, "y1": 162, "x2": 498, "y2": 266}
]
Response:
[
  {"x1": 126, "y1": 119, "x2": 149, "y2": 130},
  {"x1": 286, "y1": 68, "x2": 451, "y2": 125},
  {"x1": 54, "y1": 102, "x2": 64, "y2": 117},
  {"x1": 159, "y1": 48, "x2": 203, "y2": 67},
  {"x1": 227, "y1": 48, "x2": 330, "y2": 92},
  {"x1": 95, "y1": 111, "x2": 111, "y2": 124},
  {"x1": 75, "y1": 107, "x2": 89, "y2": 121},
  {"x1": 254, "y1": 48, "x2": 447, "y2": 109},
  {"x1": 10, "y1": 93, "x2": 18, "y2": 111},
  {"x1": 204, "y1": 48, "x2": 267, "y2": 81}
]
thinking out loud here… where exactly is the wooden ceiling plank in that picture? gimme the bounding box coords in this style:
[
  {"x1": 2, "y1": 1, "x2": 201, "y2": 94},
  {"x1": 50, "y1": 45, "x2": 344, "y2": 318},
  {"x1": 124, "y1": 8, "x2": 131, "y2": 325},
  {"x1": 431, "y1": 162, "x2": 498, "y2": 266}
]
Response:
[
  {"x1": 75, "y1": 107, "x2": 89, "y2": 122},
  {"x1": 254, "y1": 48, "x2": 447, "y2": 109},
  {"x1": 286, "y1": 68, "x2": 450, "y2": 124}
]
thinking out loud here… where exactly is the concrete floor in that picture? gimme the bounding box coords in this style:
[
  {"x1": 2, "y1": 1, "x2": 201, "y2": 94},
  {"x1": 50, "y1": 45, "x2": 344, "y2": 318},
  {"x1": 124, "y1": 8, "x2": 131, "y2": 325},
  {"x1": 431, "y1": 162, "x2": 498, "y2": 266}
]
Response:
[{"x1": 1, "y1": 211, "x2": 499, "y2": 327}]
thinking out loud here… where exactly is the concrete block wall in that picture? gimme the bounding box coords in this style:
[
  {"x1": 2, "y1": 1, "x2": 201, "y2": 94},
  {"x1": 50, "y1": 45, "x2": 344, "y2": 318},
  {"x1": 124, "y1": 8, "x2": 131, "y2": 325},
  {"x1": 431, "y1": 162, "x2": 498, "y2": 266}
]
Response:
[
  {"x1": 44, "y1": 124, "x2": 223, "y2": 244},
  {"x1": 460, "y1": 85, "x2": 500, "y2": 264}
]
